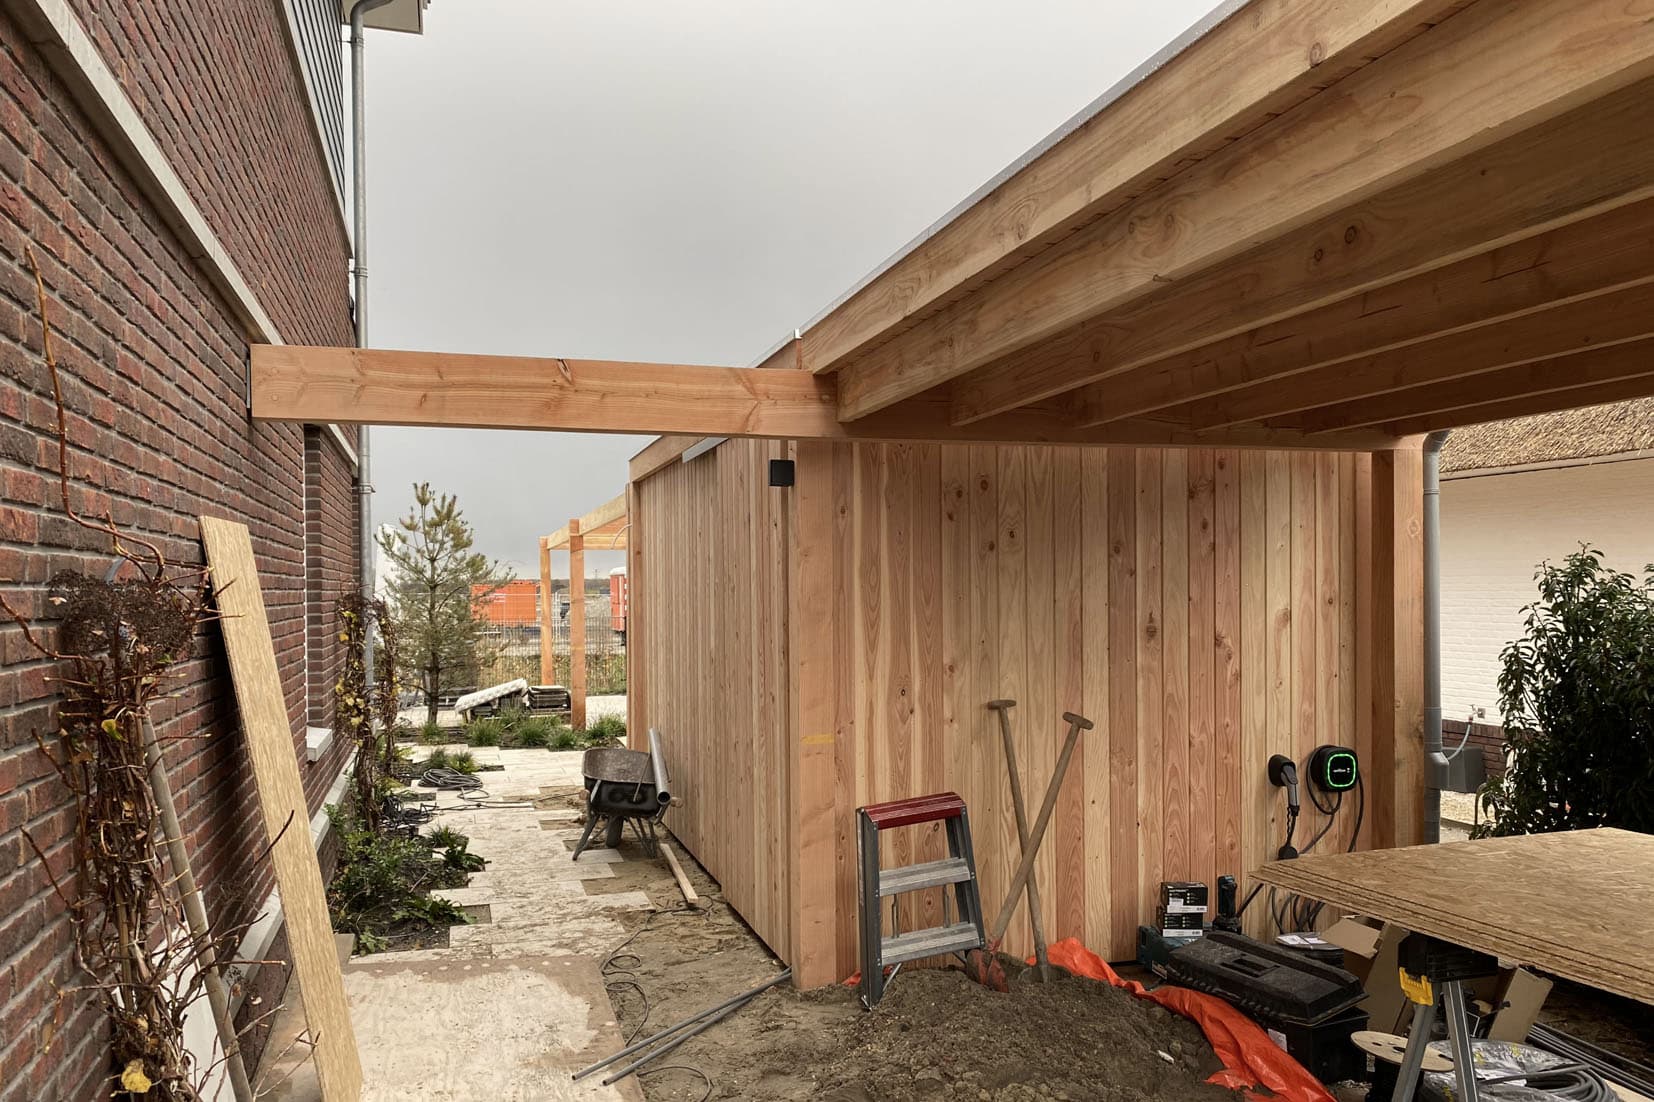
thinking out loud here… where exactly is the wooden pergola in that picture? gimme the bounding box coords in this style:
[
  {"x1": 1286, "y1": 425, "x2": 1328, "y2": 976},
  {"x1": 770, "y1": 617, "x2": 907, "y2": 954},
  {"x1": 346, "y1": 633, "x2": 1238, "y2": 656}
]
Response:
[
  {"x1": 539, "y1": 492, "x2": 627, "y2": 728},
  {"x1": 250, "y1": 0, "x2": 1654, "y2": 982}
]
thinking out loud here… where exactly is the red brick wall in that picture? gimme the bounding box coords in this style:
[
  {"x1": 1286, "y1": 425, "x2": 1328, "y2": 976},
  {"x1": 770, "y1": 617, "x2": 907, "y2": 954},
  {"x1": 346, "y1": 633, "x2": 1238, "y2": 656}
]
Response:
[
  {"x1": 0, "y1": 3, "x2": 357, "y2": 1098},
  {"x1": 67, "y1": 0, "x2": 354, "y2": 346},
  {"x1": 306, "y1": 427, "x2": 359, "y2": 728}
]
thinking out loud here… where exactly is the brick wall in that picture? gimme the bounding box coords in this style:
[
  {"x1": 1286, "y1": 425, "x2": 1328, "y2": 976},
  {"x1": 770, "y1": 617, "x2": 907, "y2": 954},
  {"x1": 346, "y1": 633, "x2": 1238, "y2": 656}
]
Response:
[
  {"x1": 0, "y1": 2, "x2": 357, "y2": 1097},
  {"x1": 305, "y1": 427, "x2": 359, "y2": 728},
  {"x1": 1440, "y1": 459, "x2": 1654, "y2": 720}
]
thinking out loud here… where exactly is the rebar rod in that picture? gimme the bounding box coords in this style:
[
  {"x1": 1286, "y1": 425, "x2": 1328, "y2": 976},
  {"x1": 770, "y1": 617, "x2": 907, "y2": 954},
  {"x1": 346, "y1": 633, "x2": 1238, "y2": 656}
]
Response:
[{"x1": 573, "y1": 968, "x2": 791, "y2": 1082}]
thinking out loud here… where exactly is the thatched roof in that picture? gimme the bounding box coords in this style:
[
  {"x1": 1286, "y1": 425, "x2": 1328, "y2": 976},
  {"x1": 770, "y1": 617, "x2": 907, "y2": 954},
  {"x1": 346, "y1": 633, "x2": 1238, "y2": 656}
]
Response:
[{"x1": 1441, "y1": 398, "x2": 1654, "y2": 474}]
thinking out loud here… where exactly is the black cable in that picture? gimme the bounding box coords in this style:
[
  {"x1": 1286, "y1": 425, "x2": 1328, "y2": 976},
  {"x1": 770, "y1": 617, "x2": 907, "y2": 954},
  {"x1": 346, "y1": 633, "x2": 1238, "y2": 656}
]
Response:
[{"x1": 636, "y1": 1065, "x2": 714, "y2": 1102}]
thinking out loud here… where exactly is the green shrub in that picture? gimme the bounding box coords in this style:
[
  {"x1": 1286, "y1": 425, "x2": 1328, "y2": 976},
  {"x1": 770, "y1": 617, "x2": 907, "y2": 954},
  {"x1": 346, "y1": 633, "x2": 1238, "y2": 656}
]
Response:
[
  {"x1": 418, "y1": 719, "x2": 448, "y2": 744},
  {"x1": 1475, "y1": 548, "x2": 1654, "y2": 837},
  {"x1": 552, "y1": 727, "x2": 583, "y2": 750},
  {"x1": 421, "y1": 747, "x2": 479, "y2": 774},
  {"x1": 466, "y1": 715, "x2": 507, "y2": 746},
  {"x1": 511, "y1": 715, "x2": 558, "y2": 748},
  {"x1": 326, "y1": 808, "x2": 487, "y2": 953},
  {"x1": 585, "y1": 714, "x2": 627, "y2": 746}
]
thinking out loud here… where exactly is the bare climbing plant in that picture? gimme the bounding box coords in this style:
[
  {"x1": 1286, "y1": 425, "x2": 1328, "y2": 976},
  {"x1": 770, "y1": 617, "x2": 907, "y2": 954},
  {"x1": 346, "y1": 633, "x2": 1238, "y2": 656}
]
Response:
[{"x1": 0, "y1": 247, "x2": 272, "y2": 1100}]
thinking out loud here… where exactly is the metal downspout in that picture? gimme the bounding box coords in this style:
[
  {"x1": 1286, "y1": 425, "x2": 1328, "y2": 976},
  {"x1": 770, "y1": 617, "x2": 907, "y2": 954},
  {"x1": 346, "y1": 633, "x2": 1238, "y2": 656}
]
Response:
[
  {"x1": 1422, "y1": 430, "x2": 1452, "y2": 843},
  {"x1": 350, "y1": 0, "x2": 393, "y2": 702}
]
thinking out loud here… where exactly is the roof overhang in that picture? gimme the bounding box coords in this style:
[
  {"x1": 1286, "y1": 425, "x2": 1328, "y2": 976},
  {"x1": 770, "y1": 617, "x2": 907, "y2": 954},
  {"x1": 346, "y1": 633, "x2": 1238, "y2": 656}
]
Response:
[
  {"x1": 342, "y1": 0, "x2": 428, "y2": 34},
  {"x1": 262, "y1": 0, "x2": 1654, "y2": 450}
]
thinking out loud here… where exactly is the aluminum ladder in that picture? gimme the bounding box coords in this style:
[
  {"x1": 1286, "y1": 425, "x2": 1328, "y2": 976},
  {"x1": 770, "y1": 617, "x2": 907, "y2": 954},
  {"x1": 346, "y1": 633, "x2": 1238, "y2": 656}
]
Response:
[{"x1": 856, "y1": 791, "x2": 986, "y2": 1008}]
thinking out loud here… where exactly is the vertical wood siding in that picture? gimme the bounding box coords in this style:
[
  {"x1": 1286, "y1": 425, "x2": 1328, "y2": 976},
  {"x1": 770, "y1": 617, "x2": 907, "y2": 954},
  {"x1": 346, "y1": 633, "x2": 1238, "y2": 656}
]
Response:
[
  {"x1": 636, "y1": 440, "x2": 793, "y2": 958},
  {"x1": 638, "y1": 440, "x2": 1374, "y2": 980}
]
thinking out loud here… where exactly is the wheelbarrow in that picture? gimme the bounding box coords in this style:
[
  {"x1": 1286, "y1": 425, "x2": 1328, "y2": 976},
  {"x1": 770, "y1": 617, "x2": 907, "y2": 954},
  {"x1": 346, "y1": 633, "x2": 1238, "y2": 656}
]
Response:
[{"x1": 571, "y1": 728, "x2": 674, "y2": 860}]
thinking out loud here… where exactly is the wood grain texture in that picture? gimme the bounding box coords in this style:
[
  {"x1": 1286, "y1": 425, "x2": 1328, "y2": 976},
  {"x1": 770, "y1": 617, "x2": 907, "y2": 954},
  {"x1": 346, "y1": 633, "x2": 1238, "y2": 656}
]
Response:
[
  {"x1": 199, "y1": 517, "x2": 361, "y2": 1101},
  {"x1": 568, "y1": 523, "x2": 586, "y2": 730},
  {"x1": 1254, "y1": 829, "x2": 1654, "y2": 1004},
  {"x1": 636, "y1": 441, "x2": 794, "y2": 960},
  {"x1": 834, "y1": 0, "x2": 1654, "y2": 419},
  {"x1": 637, "y1": 439, "x2": 1385, "y2": 978},
  {"x1": 798, "y1": 0, "x2": 1465, "y2": 373},
  {"x1": 538, "y1": 537, "x2": 554, "y2": 685},
  {"x1": 967, "y1": 77, "x2": 1654, "y2": 427},
  {"x1": 253, "y1": 346, "x2": 1395, "y2": 452}
]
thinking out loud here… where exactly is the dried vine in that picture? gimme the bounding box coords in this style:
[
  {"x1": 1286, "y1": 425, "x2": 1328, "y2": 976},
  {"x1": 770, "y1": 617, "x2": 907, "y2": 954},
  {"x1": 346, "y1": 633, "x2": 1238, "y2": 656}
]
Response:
[{"x1": 0, "y1": 247, "x2": 268, "y2": 1099}]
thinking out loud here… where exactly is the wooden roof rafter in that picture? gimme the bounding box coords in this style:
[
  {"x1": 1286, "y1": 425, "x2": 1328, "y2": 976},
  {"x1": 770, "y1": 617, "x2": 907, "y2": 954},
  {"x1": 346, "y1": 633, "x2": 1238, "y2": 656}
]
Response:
[
  {"x1": 248, "y1": 0, "x2": 1654, "y2": 450},
  {"x1": 546, "y1": 491, "x2": 628, "y2": 551}
]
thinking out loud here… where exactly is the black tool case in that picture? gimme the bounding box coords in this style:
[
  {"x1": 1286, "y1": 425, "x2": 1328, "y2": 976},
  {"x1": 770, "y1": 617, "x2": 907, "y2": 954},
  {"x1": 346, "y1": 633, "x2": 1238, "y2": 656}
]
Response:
[{"x1": 1165, "y1": 930, "x2": 1366, "y2": 1023}]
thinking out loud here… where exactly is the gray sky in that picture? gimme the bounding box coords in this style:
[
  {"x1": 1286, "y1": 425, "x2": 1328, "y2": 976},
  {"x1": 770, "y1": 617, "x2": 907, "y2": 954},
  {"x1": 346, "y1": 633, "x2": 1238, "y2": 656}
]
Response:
[{"x1": 364, "y1": 0, "x2": 1215, "y2": 579}]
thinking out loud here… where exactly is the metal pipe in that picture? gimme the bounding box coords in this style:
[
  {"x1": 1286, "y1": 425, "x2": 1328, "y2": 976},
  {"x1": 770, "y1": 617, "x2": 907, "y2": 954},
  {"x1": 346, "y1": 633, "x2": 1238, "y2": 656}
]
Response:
[
  {"x1": 572, "y1": 967, "x2": 791, "y2": 1081},
  {"x1": 647, "y1": 727, "x2": 671, "y2": 806},
  {"x1": 142, "y1": 716, "x2": 254, "y2": 1102},
  {"x1": 350, "y1": 0, "x2": 394, "y2": 707},
  {"x1": 1421, "y1": 430, "x2": 1451, "y2": 843},
  {"x1": 599, "y1": 969, "x2": 793, "y2": 1087}
]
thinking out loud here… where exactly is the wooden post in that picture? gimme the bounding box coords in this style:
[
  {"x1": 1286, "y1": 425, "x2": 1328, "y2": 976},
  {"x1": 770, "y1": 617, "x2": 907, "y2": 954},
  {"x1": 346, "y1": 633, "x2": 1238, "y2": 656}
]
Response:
[
  {"x1": 1369, "y1": 443, "x2": 1425, "y2": 849},
  {"x1": 787, "y1": 440, "x2": 843, "y2": 988},
  {"x1": 625, "y1": 481, "x2": 646, "y2": 749},
  {"x1": 569, "y1": 519, "x2": 586, "y2": 730},
  {"x1": 538, "y1": 536, "x2": 554, "y2": 685}
]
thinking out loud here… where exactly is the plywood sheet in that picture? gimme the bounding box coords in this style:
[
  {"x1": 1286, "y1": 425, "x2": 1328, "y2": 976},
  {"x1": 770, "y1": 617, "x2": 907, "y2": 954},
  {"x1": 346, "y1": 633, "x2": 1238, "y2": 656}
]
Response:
[
  {"x1": 199, "y1": 516, "x2": 363, "y2": 1099},
  {"x1": 1254, "y1": 828, "x2": 1654, "y2": 1004}
]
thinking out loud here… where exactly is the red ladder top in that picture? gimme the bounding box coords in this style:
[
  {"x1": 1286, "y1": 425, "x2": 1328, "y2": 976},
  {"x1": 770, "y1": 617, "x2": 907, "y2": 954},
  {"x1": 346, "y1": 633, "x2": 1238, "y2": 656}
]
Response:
[{"x1": 861, "y1": 791, "x2": 966, "y2": 829}]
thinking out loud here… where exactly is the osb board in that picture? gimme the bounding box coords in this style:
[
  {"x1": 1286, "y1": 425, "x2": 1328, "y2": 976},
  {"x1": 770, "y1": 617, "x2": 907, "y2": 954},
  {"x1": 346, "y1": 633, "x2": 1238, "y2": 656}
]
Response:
[
  {"x1": 199, "y1": 516, "x2": 362, "y2": 1099},
  {"x1": 1254, "y1": 828, "x2": 1654, "y2": 1005}
]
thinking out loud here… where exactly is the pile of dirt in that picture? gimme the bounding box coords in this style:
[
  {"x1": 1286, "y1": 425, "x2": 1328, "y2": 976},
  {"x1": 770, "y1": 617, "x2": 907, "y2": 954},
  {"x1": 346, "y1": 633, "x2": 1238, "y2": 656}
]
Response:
[{"x1": 800, "y1": 965, "x2": 1240, "y2": 1102}]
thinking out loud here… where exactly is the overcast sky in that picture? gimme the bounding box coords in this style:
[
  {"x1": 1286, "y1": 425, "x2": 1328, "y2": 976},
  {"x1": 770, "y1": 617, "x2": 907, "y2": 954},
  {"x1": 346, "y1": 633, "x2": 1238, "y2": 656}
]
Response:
[{"x1": 364, "y1": 0, "x2": 1216, "y2": 579}]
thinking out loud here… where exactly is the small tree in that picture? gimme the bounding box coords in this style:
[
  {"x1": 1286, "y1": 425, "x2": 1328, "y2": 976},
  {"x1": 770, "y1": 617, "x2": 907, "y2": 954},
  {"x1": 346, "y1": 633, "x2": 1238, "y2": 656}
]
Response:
[
  {"x1": 377, "y1": 484, "x2": 512, "y2": 724},
  {"x1": 1474, "y1": 547, "x2": 1654, "y2": 837}
]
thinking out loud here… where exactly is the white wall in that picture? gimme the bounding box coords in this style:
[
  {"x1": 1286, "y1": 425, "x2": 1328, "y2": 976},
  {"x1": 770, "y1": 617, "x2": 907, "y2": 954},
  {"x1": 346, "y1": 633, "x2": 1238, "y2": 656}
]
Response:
[{"x1": 1440, "y1": 457, "x2": 1654, "y2": 723}]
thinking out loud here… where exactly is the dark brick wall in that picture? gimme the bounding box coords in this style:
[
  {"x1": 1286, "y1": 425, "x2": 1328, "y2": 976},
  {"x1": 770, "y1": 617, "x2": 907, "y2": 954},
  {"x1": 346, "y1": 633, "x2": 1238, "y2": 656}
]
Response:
[
  {"x1": 67, "y1": 0, "x2": 354, "y2": 347},
  {"x1": 305, "y1": 426, "x2": 358, "y2": 728},
  {"x1": 0, "y1": 3, "x2": 357, "y2": 1098}
]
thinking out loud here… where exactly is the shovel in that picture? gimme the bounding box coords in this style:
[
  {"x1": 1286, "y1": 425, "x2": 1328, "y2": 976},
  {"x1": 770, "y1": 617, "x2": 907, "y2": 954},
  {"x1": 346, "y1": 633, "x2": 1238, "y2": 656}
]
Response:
[
  {"x1": 986, "y1": 699, "x2": 1051, "y2": 982},
  {"x1": 962, "y1": 711, "x2": 1093, "y2": 991}
]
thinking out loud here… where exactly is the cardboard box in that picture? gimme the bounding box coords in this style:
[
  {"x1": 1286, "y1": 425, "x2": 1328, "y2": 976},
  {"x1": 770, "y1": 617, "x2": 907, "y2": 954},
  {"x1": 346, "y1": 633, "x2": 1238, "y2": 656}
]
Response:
[
  {"x1": 1323, "y1": 917, "x2": 1410, "y2": 1033},
  {"x1": 1322, "y1": 918, "x2": 1552, "y2": 1039},
  {"x1": 1486, "y1": 969, "x2": 1553, "y2": 1042}
]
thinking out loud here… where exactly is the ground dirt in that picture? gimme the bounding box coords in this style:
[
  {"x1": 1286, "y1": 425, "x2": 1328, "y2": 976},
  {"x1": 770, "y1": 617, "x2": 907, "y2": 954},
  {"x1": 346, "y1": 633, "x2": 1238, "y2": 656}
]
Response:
[{"x1": 541, "y1": 786, "x2": 1243, "y2": 1102}]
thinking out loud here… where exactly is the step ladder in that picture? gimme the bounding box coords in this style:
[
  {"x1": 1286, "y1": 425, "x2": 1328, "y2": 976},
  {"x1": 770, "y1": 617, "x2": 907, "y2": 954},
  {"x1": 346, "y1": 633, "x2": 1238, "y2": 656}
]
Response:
[{"x1": 857, "y1": 792, "x2": 986, "y2": 1008}]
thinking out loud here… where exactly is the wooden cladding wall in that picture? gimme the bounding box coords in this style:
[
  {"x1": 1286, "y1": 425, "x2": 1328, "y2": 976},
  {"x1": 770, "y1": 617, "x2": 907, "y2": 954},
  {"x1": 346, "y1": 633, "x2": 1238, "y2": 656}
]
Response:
[
  {"x1": 638, "y1": 437, "x2": 1399, "y2": 985},
  {"x1": 808, "y1": 443, "x2": 1376, "y2": 977},
  {"x1": 635, "y1": 439, "x2": 794, "y2": 958}
]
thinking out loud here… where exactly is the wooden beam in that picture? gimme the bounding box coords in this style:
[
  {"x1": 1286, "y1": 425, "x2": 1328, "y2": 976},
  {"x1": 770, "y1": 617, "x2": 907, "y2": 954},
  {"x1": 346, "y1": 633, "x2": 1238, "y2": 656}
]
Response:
[
  {"x1": 1369, "y1": 445, "x2": 1424, "y2": 849},
  {"x1": 954, "y1": 74, "x2": 1654, "y2": 426},
  {"x1": 568, "y1": 520, "x2": 586, "y2": 730},
  {"x1": 798, "y1": 0, "x2": 1468, "y2": 373},
  {"x1": 252, "y1": 345, "x2": 1397, "y2": 451},
  {"x1": 547, "y1": 492, "x2": 627, "y2": 549},
  {"x1": 1072, "y1": 194, "x2": 1654, "y2": 426},
  {"x1": 787, "y1": 440, "x2": 842, "y2": 988},
  {"x1": 538, "y1": 537, "x2": 554, "y2": 685},
  {"x1": 253, "y1": 345, "x2": 839, "y2": 436},
  {"x1": 630, "y1": 436, "x2": 702, "y2": 482},
  {"x1": 1181, "y1": 280, "x2": 1654, "y2": 429},
  {"x1": 833, "y1": 0, "x2": 1654, "y2": 420},
  {"x1": 1380, "y1": 374, "x2": 1654, "y2": 436},
  {"x1": 1279, "y1": 339, "x2": 1654, "y2": 433}
]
